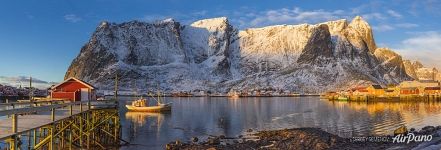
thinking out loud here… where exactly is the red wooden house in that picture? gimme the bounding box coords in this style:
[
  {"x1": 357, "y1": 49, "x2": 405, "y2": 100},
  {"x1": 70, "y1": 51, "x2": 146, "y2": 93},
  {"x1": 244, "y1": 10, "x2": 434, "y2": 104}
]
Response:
[
  {"x1": 51, "y1": 77, "x2": 96, "y2": 101},
  {"x1": 400, "y1": 87, "x2": 420, "y2": 95}
]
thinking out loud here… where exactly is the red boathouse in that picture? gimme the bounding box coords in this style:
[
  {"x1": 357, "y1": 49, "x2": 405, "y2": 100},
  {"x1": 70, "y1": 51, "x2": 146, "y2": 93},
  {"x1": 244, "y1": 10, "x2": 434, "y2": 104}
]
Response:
[{"x1": 51, "y1": 77, "x2": 96, "y2": 101}]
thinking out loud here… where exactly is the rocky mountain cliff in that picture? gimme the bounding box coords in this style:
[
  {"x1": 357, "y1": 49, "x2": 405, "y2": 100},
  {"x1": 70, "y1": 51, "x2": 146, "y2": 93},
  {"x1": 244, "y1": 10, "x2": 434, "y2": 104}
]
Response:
[
  {"x1": 403, "y1": 60, "x2": 441, "y2": 81},
  {"x1": 65, "y1": 16, "x2": 414, "y2": 93}
]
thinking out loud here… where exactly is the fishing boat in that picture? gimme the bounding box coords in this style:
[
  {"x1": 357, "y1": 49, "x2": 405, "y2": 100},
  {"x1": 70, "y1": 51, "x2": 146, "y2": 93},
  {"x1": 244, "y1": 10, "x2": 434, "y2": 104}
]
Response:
[
  {"x1": 337, "y1": 96, "x2": 349, "y2": 101},
  {"x1": 126, "y1": 94, "x2": 172, "y2": 112}
]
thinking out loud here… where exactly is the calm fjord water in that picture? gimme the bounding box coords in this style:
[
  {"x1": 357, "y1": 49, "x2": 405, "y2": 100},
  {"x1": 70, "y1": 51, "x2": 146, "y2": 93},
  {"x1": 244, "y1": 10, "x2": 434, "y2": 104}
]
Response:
[{"x1": 118, "y1": 97, "x2": 441, "y2": 149}]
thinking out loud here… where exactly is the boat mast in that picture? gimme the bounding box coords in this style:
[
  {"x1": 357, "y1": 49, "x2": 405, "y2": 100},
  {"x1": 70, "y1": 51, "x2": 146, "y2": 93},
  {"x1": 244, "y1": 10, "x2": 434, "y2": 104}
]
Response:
[{"x1": 157, "y1": 83, "x2": 160, "y2": 105}]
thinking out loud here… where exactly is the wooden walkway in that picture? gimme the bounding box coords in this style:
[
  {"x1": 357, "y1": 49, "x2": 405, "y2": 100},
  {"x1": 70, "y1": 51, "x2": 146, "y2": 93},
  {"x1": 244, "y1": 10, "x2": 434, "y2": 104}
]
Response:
[
  {"x1": 0, "y1": 100, "x2": 116, "y2": 140},
  {"x1": 0, "y1": 105, "x2": 88, "y2": 140}
]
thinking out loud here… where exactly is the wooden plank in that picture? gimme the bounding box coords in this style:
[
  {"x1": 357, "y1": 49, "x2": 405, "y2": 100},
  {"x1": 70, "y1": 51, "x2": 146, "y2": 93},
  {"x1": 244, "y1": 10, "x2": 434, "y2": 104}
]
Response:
[
  {"x1": 0, "y1": 100, "x2": 117, "y2": 140},
  {"x1": 0, "y1": 99, "x2": 66, "y2": 106},
  {"x1": 0, "y1": 105, "x2": 89, "y2": 140},
  {"x1": 0, "y1": 101, "x2": 82, "y2": 116}
]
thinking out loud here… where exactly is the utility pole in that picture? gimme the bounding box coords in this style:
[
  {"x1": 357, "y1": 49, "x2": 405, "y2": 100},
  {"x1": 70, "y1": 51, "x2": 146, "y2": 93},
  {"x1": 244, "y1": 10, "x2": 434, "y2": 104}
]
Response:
[{"x1": 29, "y1": 76, "x2": 33, "y2": 101}]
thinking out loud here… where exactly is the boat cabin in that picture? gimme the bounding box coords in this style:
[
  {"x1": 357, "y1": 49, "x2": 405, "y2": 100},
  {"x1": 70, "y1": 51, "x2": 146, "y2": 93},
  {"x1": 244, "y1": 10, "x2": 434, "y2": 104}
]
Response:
[{"x1": 51, "y1": 77, "x2": 96, "y2": 101}]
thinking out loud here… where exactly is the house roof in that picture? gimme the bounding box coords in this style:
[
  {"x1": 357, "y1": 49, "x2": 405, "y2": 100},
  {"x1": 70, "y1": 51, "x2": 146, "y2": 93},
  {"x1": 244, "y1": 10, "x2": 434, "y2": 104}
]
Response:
[
  {"x1": 371, "y1": 85, "x2": 383, "y2": 89},
  {"x1": 420, "y1": 80, "x2": 439, "y2": 83},
  {"x1": 401, "y1": 87, "x2": 418, "y2": 90},
  {"x1": 51, "y1": 77, "x2": 96, "y2": 90},
  {"x1": 385, "y1": 89, "x2": 395, "y2": 92},
  {"x1": 425, "y1": 87, "x2": 441, "y2": 90},
  {"x1": 358, "y1": 89, "x2": 368, "y2": 92},
  {"x1": 351, "y1": 87, "x2": 368, "y2": 92}
]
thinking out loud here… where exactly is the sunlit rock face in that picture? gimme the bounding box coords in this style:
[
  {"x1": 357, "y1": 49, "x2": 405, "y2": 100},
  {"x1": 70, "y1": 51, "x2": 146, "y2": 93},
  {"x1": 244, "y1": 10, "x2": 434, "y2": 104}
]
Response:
[
  {"x1": 66, "y1": 16, "x2": 412, "y2": 94},
  {"x1": 402, "y1": 60, "x2": 439, "y2": 81},
  {"x1": 416, "y1": 68, "x2": 438, "y2": 81},
  {"x1": 403, "y1": 60, "x2": 420, "y2": 79},
  {"x1": 373, "y1": 48, "x2": 409, "y2": 83}
]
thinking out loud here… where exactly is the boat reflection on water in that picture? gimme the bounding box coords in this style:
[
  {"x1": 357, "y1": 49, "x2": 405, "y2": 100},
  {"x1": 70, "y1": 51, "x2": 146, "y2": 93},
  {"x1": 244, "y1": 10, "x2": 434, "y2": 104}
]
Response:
[
  {"x1": 122, "y1": 111, "x2": 173, "y2": 149},
  {"x1": 125, "y1": 111, "x2": 167, "y2": 127}
]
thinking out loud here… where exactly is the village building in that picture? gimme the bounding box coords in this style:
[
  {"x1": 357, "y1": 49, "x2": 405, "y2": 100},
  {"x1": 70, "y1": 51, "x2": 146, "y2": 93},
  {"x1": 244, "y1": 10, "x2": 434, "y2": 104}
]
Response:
[
  {"x1": 399, "y1": 80, "x2": 440, "y2": 95},
  {"x1": 351, "y1": 87, "x2": 369, "y2": 96},
  {"x1": 367, "y1": 85, "x2": 385, "y2": 96},
  {"x1": 385, "y1": 87, "x2": 400, "y2": 97},
  {"x1": 424, "y1": 87, "x2": 441, "y2": 95},
  {"x1": 400, "y1": 87, "x2": 420, "y2": 95},
  {"x1": 399, "y1": 80, "x2": 440, "y2": 88},
  {"x1": 51, "y1": 77, "x2": 96, "y2": 101}
]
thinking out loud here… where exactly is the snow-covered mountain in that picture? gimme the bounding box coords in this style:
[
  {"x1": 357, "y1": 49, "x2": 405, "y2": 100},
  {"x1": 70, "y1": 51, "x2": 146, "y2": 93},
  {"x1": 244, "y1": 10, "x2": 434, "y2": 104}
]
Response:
[{"x1": 65, "y1": 16, "x2": 414, "y2": 94}]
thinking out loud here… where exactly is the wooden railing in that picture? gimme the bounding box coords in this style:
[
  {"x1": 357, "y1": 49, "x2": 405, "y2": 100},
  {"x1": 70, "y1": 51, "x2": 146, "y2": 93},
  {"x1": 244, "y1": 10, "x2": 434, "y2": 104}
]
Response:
[
  {"x1": 0, "y1": 99, "x2": 119, "y2": 149},
  {"x1": 0, "y1": 100, "x2": 117, "y2": 138},
  {"x1": 0, "y1": 99, "x2": 68, "y2": 111}
]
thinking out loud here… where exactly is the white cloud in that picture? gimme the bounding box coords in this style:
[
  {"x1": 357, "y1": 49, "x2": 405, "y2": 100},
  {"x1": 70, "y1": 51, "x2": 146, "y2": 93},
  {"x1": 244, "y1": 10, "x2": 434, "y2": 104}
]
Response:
[
  {"x1": 0, "y1": 76, "x2": 57, "y2": 89},
  {"x1": 395, "y1": 31, "x2": 441, "y2": 69},
  {"x1": 395, "y1": 23, "x2": 419, "y2": 28},
  {"x1": 361, "y1": 13, "x2": 387, "y2": 20},
  {"x1": 372, "y1": 23, "x2": 419, "y2": 32},
  {"x1": 241, "y1": 7, "x2": 349, "y2": 28},
  {"x1": 64, "y1": 14, "x2": 82, "y2": 23},
  {"x1": 387, "y1": 10, "x2": 402, "y2": 18},
  {"x1": 142, "y1": 14, "x2": 170, "y2": 22},
  {"x1": 373, "y1": 24, "x2": 395, "y2": 31},
  {"x1": 141, "y1": 10, "x2": 210, "y2": 24},
  {"x1": 191, "y1": 10, "x2": 207, "y2": 16}
]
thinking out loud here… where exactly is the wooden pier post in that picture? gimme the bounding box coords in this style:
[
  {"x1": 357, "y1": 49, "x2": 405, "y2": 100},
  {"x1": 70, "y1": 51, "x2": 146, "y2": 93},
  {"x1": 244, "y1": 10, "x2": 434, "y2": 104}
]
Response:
[
  {"x1": 51, "y1": 108, "x2": 55, "y2": 122},
  {"x1": 33, "y1": 129, "x2": 36, "y2": 148},
  {"x1": 69, "y1": 127, "x2": 72, "y2": 150},
  {"x1": 50, "y1": 127, "x2": 54, "y2": 150},
  {"x1": 10, "y1": 114, "x2": 18, "y2": 150},
  {"x1": 86, "y1": 111, "x2": 90, "y2": 149},
  {"x1": 27, "y1": 131, "x2": 31, "y2": 149},
  {"x1": 70, "y1": 105, "x2": 73, "y2": 116},
  {"x1": 11, "y1": 114, "x2": 17, "y2": 134},
  {"x1": 50, "y1": 108, "x2": 55, "y2": 150},
  {"x1": 79, "y1": 107, "x2": 83, "y2": 147}
]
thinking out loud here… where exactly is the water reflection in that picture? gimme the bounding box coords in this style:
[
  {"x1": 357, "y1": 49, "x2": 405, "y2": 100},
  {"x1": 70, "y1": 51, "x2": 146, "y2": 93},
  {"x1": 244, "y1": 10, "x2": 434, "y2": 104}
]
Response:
[
  {"x1": 125, "y1": 112, "x2": 165, "y2": 127},
  {"x1": 118, "y1": 97, "x2": 441, "y2": 150}
]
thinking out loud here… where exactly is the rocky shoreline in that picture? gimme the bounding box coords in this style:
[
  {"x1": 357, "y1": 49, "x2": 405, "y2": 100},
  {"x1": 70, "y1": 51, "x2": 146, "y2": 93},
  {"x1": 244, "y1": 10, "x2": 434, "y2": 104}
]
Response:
[{"x1": 166, "y1": 126, "x2": 441, "y2": 150}]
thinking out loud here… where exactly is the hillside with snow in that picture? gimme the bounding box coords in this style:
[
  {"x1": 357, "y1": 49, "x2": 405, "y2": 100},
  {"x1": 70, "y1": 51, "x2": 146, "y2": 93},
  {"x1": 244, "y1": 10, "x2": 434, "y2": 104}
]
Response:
[{"x1": 65, "y1": 16, "x2": 421, "y2": 94}]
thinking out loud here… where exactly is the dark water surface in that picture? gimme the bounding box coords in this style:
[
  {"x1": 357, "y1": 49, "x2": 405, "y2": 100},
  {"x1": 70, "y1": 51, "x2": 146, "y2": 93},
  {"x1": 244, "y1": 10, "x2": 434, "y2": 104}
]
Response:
[{"x1": 118, "y1": 97, "x2": 441, "y2": 149}]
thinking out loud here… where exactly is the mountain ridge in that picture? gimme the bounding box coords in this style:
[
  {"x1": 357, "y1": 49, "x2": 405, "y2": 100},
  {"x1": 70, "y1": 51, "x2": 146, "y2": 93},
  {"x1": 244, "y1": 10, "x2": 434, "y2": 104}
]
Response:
[{"x1": 65, "y1": 16, "x2": 435, "y2": 94}]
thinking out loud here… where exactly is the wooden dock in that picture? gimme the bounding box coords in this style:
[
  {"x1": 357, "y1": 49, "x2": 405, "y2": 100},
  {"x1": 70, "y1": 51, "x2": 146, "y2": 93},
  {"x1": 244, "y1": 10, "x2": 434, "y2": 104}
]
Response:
[
  {"x1": 0, "y1": 100, "x2": 121, "y2": 150},
  {"x1": 0, "y1": 104, "x2": 88, "y2": 140}
]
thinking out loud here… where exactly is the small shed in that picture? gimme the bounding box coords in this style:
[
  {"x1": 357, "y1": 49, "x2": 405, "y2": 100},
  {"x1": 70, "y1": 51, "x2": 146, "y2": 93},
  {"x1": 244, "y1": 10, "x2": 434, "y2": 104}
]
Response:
[
  {"x1": 51, "y1": 77, "x2": 96, "y2": 101},
  {"x1": 367, "y1": 85, "x2": 385, "y2": 96}
]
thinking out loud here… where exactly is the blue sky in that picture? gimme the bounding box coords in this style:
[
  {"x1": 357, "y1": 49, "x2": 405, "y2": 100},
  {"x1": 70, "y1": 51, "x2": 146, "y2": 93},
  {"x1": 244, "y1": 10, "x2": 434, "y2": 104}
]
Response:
[{"x1": 1, "y1": 0, "x2": 441, "y2": 84}]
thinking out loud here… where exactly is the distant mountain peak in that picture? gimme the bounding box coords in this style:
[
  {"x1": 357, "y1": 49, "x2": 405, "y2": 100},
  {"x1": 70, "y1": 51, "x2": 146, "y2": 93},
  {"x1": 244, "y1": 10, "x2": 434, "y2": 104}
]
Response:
[
  {"x1": 348, "y1": 16, "x2": 377, "y2": 53},
  {"x1": 65, "y1": 16, "x2": 417, "y2": 93}
]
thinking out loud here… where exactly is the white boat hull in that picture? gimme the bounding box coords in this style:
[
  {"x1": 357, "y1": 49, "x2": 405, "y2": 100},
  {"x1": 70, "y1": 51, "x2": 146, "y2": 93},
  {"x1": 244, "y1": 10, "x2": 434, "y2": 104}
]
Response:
[{"x1": 125, "y1": 103, "x2": 172, "y2": 112}]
